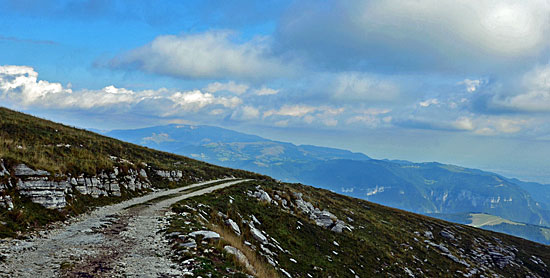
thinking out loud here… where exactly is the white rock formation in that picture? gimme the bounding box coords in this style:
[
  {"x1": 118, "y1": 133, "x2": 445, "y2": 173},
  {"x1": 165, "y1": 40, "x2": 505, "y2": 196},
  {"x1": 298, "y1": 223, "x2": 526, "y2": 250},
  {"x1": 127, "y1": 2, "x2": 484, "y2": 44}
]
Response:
[
  {"x1": 226, "y1": 219, "x2": 241, "y2": 236},
  {"x1": 188, "y1": 230, "x2": 221, "y2": 240},
  {"x1": 224, "y1": 245, "x2": 256, "y2": 274},
  {"x1": 14, "y1": 164, "x2": 50, "y2": 176},
  {"x1": 249, "y1": 223, "x2": 268, "y2": 244},
  {"x1": 0, "y1": 160, "x2": 8, "y2": 176},
  {"x1": 17, "y1": 178, "x2": 69, "y2": 209}
]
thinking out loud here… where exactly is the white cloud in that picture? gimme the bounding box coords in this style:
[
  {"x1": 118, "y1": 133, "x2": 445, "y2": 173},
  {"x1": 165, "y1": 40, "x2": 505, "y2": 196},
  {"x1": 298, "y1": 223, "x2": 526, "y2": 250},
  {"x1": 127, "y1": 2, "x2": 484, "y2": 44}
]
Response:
[
  {"x1": 492, "y1": 64, "x2": 550, "y2": 112},
  {"x1": 231, "y1": 105, "x2": 260, "y2": 121},
  {"x1": 453, "y1": 117, "x2": 475, "y2": 131},
  {"x1": 168, "y1": 90, "x2": 241, "y2": 112},
  {"x1": 263, "y1": 105, "x2": 317, "y2": 118},
  {"x1": 0, "y1": 65, "x2": 242, "y2": 115},
  {"x1": 280, "y1": 0, "x2": 550, "y2": 72},
  {"x1": 358, "y1": 108, "x2": 392, "y2": 116},
  {"x1": 323, "y1": 118, "x2": 338, "y2": 126},
  {"x1": 346, "y1": 108, "x2": 391, "y2": 127},
  {"x1": 419, "y1": 98, "x2": 439, "y2": 107},
  {"x1": 474, "y1": 117, "x2": 529, "y2": 135},
  {"x1": 253, "y1": 86, "x2": 279, "y2": 96},
  {"x1": 366, "y1": 0, "x2": 550, "y2": 56},
  {"x1": 204, "y1": 81, "x2": 249, "y2": 95},
  {"x1": 109, "y1": 31, "x2": 295, "y2": 80},
  {"x1": 0, "y1": 65, "x2": 70, "y2": 105},
  {"x1": 332, "y1": 72, "x2": 399, "y2": 102},
  {"x1": 459, "y1": 79, "x2": 483, "y2": 93},
  {"x1": 210, "y1": 109, "x2": 225, "y2": 116},
  {"x1": 303, "y1": 115, "x2": 314, "y2": 124}
]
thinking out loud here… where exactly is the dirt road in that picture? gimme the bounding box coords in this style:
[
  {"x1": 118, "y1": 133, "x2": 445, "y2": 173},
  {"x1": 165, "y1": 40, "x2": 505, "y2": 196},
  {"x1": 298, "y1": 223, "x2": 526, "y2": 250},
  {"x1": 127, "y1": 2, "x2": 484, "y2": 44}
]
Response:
[{"x1": 0, "y1": 179, "x2": 249, "y2": 277}]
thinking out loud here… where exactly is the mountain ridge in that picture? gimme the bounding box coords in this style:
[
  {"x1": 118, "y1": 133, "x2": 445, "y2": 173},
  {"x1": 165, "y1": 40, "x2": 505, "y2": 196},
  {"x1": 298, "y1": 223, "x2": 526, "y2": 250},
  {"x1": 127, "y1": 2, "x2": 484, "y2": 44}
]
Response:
[{"x1": 105, "y1": 123, "x2": 550, "y2": 244}]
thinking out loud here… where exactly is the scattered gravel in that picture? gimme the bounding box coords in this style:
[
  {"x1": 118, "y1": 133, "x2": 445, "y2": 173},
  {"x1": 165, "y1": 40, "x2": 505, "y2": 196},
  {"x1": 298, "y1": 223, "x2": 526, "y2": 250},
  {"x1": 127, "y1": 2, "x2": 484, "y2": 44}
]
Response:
[{"x1": 0, "y1": 179, "x2": 248, "y2": 277}]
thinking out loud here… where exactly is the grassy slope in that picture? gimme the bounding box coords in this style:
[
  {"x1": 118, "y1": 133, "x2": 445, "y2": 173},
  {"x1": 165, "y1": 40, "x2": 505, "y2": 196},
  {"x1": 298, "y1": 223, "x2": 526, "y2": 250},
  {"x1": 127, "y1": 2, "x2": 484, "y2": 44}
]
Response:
[
  {"x1": 0, "y1": 107, "x2": 267, "y2": 237},
  {"x1": 0, "y1": 107, "x2": 264, "y2": 178},
  {"x1": 167, "y1": 180, "x2": 550, "y2": 277}
]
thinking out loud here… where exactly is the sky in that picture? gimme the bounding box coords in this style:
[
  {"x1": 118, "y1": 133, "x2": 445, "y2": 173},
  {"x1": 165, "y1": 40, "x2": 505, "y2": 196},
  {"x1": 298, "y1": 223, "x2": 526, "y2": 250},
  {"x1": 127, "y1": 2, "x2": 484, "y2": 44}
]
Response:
[{"x1": 1, "y1": 0, "x2": 550, "y2": 183}]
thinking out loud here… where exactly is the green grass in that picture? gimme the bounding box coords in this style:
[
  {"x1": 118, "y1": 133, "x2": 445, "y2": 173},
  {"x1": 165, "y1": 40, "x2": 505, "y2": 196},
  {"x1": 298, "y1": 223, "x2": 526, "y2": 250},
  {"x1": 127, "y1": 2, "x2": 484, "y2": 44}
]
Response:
[
  {"x1": 167, "y1": 180, "x2": 550, "y2": 277},
  {"x1": 0, "y1": 107, "x2": 266, "y2": 180}
]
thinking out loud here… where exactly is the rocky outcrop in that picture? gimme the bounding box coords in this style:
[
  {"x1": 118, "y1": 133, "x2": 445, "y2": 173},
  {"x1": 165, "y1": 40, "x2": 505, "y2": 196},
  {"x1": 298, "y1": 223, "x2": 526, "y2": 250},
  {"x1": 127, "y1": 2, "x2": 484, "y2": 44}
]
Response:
[
  {"x1": 248, "y1": 222, "x2": 268, "y2": 244},
  {"x1": 247, "y1": 187, "x2": 354, "y2": 233},
  {"x1": 155, "y1": 169, "x2": 183, "y2": 181},
  {"x1": 72, "y1": 168, "x2": 152, "y2": 198},
  {"x1": 292, "y1": 192, "x2": 354, "y2": 233},
  {"x1": 14, "y1": 164, "x2": 50, "y2": 176},
  {"x1": 17, "y1": 177, "x2": 69, "y2": 209},
  {"x1": 225, "y1": 218, "x2": 241, "y2": 236},
  {"x1": 0, "y1": 160, "x2": 191, "y2": 210},
  {"x1": 10, "y1": 164, "x2": 145, "y2": 209},
  {"x1": 187, "y1": 230, "x2": 221, "y2": 240},
  {"x1": 0, "y1": 160, "x2": 8, "y2": 176},
  {"x1": 224, "y1": 246, "x2": 256, "y2": 275}
]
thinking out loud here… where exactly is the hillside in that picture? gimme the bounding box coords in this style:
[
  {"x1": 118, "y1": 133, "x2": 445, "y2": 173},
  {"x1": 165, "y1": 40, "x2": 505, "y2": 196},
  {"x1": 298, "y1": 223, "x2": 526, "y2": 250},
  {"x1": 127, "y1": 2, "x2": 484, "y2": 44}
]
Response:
[
  {"x1": 105, "y1": 124, "x2": 550, "y2": 229},
  {"x1": 0, "y1": 107, "x2": 265, "y2": 237},
  {"x1": 296, "y1": 160, "x2": 550, "y2": 226},
  {"x1": 1, "y1": 108, "x2": 550, "y2": 277},
  {"x1": 163, "y1": 180, "x2": 550, "y2": 277}
]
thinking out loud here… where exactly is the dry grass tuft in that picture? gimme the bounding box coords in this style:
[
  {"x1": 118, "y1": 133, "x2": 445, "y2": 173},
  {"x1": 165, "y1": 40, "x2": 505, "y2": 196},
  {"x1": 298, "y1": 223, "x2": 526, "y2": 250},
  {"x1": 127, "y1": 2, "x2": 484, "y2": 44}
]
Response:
[{"x1": 210, "y1": 223, "x2": 280, "y2": 278}]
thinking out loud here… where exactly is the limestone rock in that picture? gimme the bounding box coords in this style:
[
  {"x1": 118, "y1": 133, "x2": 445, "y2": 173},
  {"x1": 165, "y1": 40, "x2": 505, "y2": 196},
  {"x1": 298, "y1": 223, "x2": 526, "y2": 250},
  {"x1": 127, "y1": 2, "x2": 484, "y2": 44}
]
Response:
[
  {"x1": 249, "y1": 223, "x2": 268, "y2": 244},
  {"x1": 180, "y1": 240, "x2": 197, "y2": 249},
  {"x1": 256, "y1": 190, "x2": 272, "y2": 203},
  {"x1": 0, "y1": 160, "x2": 8, "y2": 176},
  {"x1": 331, "y1": 220, "x2": 351, "y2": 233},
  {"x1": 424, "y1": 231, "x2": 434, "y2": 240},
  {"x1": 224, "y1": 246, "x2": 256, "y2": 274},
  {"x1": 188, "y1": 230, "x2": 220, "y2": 240},
  {"x1": 312, "y1": 211, "x2": 335, "y2": 228},
  {"x1": 439, "y1": 229, "x2": 455, "y2": 240},
  {"x1": 226, "y1": 219, "x2": 241, "y2": 236},
  {"x1": 14, "y1": 164, "x2": 50, "y2": 176},
  {"x1": 291, "y1": 191, "x2": 353, "y2": 232},
  {"x1": 139, "y1": 169, "x2": 148, "y2": 178},
  {"x1": 17, "y1": 178, "x2": 67, "y2": 209}
]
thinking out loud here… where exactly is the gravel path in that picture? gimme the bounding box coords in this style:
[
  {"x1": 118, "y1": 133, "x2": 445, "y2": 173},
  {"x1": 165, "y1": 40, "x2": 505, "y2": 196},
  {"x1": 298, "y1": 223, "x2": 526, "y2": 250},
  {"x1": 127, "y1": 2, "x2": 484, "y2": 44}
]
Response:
[{"x1": 0, "y1": 179, "x2": 249, "y2": 277}]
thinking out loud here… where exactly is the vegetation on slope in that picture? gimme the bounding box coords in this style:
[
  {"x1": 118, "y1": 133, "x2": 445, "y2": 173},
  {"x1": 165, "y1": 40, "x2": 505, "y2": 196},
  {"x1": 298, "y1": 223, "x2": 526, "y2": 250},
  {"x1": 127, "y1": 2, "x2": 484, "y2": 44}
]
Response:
[
  {"x1": 0, "y1": 107, "x2": 267, "y2": 237},
  {"x1": 166, "y1": 180, "x2": 550, "y2": 277},
  {"x1": 0, "y1": 107, "x2": 263, "y2": 179}
]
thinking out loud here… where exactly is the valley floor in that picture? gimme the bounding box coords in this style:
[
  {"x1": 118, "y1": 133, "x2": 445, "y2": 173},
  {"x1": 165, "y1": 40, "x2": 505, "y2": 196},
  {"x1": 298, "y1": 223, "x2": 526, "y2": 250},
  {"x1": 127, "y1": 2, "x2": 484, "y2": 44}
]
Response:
[{"x1": 0, "y1": 179, "x2": 248, "y2": 277}]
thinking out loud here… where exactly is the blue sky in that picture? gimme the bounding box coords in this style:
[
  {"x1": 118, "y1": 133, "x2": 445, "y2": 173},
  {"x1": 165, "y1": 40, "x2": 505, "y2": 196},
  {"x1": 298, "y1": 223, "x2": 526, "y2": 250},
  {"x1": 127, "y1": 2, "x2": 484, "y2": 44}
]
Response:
[{"x1": 1, "y1": 0, "x2": 550, "y2": 183}]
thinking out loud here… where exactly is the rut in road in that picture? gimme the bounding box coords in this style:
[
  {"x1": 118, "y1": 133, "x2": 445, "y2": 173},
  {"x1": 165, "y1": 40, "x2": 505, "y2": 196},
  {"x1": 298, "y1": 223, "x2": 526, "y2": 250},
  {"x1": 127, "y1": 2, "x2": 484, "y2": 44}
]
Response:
[{"x1": 0, "y1": 179, "x2": 250, "y2": 278}]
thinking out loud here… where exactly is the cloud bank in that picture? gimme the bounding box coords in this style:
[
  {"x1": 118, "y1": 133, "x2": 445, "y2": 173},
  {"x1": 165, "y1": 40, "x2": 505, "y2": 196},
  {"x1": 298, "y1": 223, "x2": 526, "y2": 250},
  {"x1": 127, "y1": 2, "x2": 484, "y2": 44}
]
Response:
[{"x1": 108, "y1": 31, "x2": 297, "y2": 80}]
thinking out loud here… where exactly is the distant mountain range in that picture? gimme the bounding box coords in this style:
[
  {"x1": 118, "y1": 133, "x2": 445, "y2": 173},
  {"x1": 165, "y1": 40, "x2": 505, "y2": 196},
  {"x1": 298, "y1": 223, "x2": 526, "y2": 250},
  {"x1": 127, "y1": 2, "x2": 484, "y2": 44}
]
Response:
[
  {"x1": 430, "y1": 212, "x2": 550, "y2": 245},
  {"x1": 105, "y1": 124, "x2": 550, "y2": 242}
]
